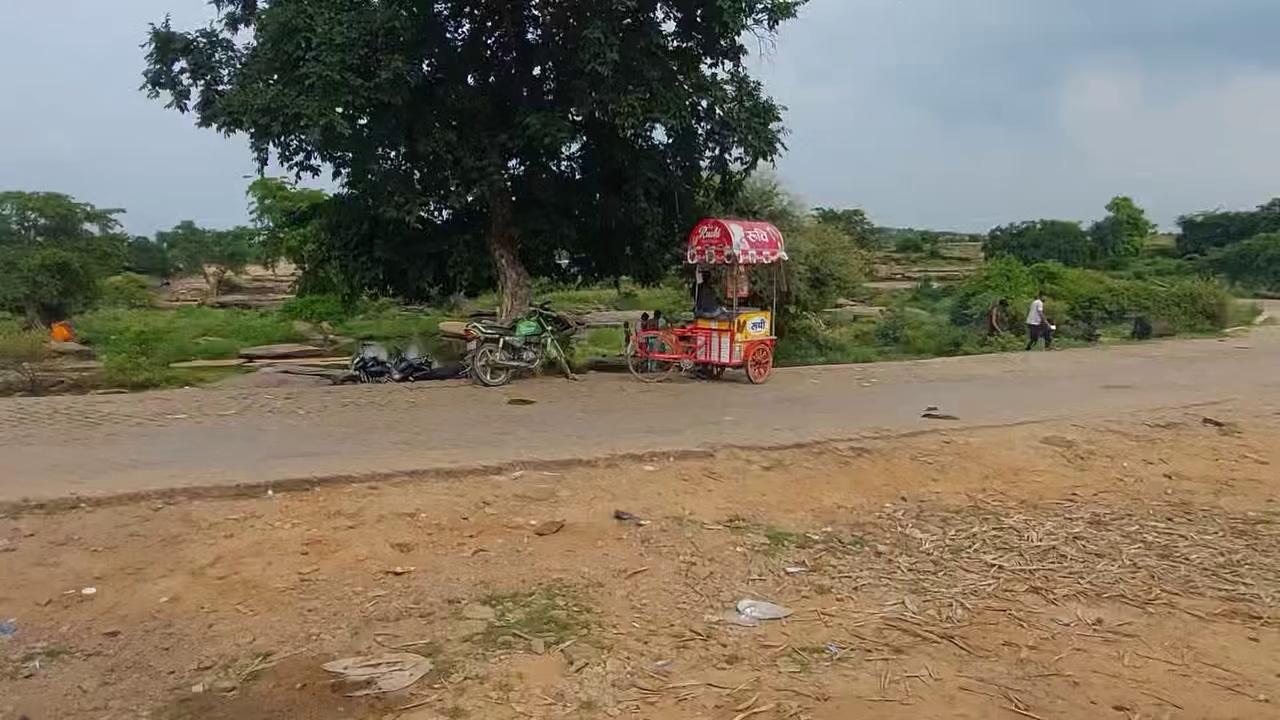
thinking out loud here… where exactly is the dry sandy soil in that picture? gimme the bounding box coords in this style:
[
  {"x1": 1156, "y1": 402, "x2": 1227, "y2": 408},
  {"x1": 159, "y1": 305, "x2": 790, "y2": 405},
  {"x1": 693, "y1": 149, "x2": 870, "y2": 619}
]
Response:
[{"x1": 2, "y1": 401, "x2": 1278, "y2": 720}]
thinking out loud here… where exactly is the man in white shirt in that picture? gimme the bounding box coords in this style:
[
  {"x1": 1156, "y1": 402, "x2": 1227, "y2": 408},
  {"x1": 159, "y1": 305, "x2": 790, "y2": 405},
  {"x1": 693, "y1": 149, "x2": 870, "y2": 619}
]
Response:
[{"x1": 1025, "y1": 291, "x2": 1053, "y2": 350}]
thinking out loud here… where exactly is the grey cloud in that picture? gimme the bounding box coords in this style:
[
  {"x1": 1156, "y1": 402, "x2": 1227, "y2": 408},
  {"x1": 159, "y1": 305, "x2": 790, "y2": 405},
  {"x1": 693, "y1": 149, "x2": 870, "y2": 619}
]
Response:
[{"x1": 1, "y1": 0, "x2": 1277, "y2": 236}]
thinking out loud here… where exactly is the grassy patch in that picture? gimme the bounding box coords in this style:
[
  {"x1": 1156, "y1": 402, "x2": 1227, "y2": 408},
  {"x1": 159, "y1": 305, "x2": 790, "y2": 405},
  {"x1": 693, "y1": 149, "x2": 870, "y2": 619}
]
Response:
[
  {"x1": 75, "y1": 307, "x2": 306, "y2": 389},
  {"x1": 477, "y1": 585, "x2": 592, "y2": 647},
  {"x1": 333, "y1": 308, "x2": 444, "y2": 343},
  {"x1": 71, "y1": 303, "x2": 453, "y2": 390},
  {"x1": 0, "y1": 326, "x2": 48, "y2": 364},
  {"x1": 473, "y1": 280, "x2": 688, "y2": 317},
  {"x1": 763, "y1": 526, "x2": 818, "y2": 551},
  {"x1": 570, "y1": 327, "x2": 626, "y2": 369}
]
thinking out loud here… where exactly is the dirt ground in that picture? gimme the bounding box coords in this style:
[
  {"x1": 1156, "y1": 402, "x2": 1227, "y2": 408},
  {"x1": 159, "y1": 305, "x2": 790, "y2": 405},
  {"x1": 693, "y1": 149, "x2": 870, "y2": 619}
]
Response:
[{"x1": 2, "y1": 401, "x2": 1278, "y2": 720}]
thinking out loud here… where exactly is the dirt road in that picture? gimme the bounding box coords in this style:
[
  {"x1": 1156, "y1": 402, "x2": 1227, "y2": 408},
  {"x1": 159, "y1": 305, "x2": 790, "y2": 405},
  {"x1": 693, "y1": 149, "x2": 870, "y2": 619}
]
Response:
[
  {"x1": 2, "y1": 400, "x2": 1278, "y2": 719},
  {"x1": 2, "y1": 329, "x2": 1279, "y2": 505}
]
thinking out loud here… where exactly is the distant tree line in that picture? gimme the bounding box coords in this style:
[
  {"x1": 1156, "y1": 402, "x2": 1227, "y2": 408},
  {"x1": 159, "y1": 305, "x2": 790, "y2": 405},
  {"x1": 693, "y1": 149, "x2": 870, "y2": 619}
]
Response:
[{"x1": 978, "y1": 196, "x2": 1280, "y2": 293}]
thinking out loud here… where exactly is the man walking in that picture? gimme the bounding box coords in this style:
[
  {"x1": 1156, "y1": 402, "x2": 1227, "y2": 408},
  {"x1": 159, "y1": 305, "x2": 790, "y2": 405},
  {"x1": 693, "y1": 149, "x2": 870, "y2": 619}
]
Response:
[{"x1": 1025, "y1": 291, "x2": 1053, "y2": 350}]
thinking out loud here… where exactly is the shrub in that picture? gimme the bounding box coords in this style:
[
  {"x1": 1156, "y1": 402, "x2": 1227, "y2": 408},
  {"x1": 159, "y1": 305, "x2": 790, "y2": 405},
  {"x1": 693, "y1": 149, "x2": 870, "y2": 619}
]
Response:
[
  {"x1": 785, "y1": 221, "x2": 871, "y2": 313},
  {"x1": 1149, "y1": 280, "x2": 1230, "y2": 332},
  {"x1": 950, "y1": 257, "x2": 1036, "y2": 327},
  {"x1": 0, "y1": 327, "x2": 48, "y2": 364},
  {"x1": 1, "y1": 191, "x2": 127, "y2": 321},
  {"x1": 876, "y1": 310, "x2": 978, "y2": 357},
  {"x1": 1207, "y1": 233, "x2": 1280, "y2": 293},
  {"x1": 952, "y1": 257, "x2": 1230, "y2": 333},
  {"x1": 100, "y1": 273, "x2": 155, "y2": 309},
  {"x1": 0, "y1": 326, "x2": 51, "y2": 394},
  {"x1": 777, "y1": 313, "x2": 880, "y2": 366},
  {"x1": 76, "y1": 307, "x2": 307, "y2": 389},
  {"x1": 280, "y1": 294, "x2": 354, "y2": 323}
]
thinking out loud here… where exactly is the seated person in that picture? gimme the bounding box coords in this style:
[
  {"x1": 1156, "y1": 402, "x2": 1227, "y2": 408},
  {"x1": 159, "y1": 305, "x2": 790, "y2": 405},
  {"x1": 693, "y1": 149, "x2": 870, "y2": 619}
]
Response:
[{"x1": 694, "y1": 279, "x2": 726, "y2": 319}]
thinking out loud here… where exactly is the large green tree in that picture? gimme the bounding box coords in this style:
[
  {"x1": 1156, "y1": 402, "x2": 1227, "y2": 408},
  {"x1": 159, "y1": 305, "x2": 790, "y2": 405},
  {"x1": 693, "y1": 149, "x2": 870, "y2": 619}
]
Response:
[
  {"x1": 156, "y1": 221, "x2": 255, "y2": 297},
  {"x1": 812, "y1": 207, "x2": 876, "y2": 249},
  {"x1": 984, "y1": 219, "x2": 1091, "y2": 267},
  {"x1": 0, "y1": 192, "x2": 127, "y2": 323},
  {"x1": 143, "y1": 0, "x2": 807, "y2": 318},
  {"x1": 1088, "y1": 195, "x2": 1156, "y2": 266}
]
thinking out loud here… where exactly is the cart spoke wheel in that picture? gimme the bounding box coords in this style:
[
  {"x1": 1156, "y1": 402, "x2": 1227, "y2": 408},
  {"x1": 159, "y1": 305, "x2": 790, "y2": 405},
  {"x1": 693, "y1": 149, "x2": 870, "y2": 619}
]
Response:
[
  {"x1": 626, "y1": 334, "x2": 679, "y2": 383},
  {"x1": 745, "y1": 343, "x2": 774, "y2": 385}
]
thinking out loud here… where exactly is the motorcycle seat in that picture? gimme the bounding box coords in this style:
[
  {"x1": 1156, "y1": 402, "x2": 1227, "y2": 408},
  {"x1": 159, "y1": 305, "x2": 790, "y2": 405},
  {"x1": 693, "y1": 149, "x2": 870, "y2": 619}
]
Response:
[{"x1": 472, "y1": 320, "x2": 515, "y2": 334}]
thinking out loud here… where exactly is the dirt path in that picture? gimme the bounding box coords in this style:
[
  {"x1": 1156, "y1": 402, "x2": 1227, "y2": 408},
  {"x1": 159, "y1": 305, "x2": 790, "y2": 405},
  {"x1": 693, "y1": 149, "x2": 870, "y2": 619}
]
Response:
[
  {"x1": 2, "y1": 402, "x2": 1278, "y2": 720},
  {"x1": 1, "y1": 329, "x2": 1279, "y2": 506}
]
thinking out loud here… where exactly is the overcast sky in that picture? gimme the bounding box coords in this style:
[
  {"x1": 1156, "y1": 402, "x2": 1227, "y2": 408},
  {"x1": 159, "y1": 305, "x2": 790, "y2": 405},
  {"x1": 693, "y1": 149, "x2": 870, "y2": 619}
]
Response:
[{"x1": 2, "y1": 1, "x2": 1278, "y2": 235}]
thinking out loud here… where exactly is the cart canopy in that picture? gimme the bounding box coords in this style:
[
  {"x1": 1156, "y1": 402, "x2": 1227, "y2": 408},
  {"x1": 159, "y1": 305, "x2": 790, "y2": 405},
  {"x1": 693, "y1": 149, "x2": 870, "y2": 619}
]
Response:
[{"x1": 686, "y1": 219, "x2": 787, "y2": 265}]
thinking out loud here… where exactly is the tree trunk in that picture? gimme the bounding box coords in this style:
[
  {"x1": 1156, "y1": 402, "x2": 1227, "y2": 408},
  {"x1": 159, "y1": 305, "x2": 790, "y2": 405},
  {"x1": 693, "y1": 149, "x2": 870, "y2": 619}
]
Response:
[{"x1": 487, "y1": 188, "x2": 531, "y2": 322}]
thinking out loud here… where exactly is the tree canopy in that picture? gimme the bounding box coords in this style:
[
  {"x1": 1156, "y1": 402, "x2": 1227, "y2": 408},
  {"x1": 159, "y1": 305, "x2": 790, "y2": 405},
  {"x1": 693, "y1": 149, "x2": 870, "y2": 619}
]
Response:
[
  {"x1": 156, "y1": 221, "x2": 255, "y2": 296},
  {"x1": 984, "y1": 219, "x2": 1091, "y2": 267},
  {"x1": 1207, "y1": 232, "x2": 1280, "y2": 293},
  {"x1": 812, "y1": 207, "x2": 876, "y2": 248},
  {"x1": 985, "y1": 197, "x2": 1157, "y2": 268},
  {"x1": 143, "y1": 0, "x2": 808, "y2": 317},
  {"x1": 0, "y1": 192, "x2": 127, "y2": 322},
  {"x1": 1088, "y1": 196, "x2": 1156, "y2": 265},
  {"x1": 1177, "y1": 198, "x2": 1280, "y2": 256}
]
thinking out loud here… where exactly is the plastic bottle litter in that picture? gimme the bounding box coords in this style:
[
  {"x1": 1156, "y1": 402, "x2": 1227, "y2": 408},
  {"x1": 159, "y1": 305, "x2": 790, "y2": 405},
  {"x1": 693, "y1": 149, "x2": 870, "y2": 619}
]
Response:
[
  {"x1": 0, "y1": 619, "x2": 16, "y2": 637},
  {"x1": 725, "y1": 599, "x2": 793, "y2": 626},
  {"x1": 737, "y1": 599, "x2": 792, "y2": 620}
]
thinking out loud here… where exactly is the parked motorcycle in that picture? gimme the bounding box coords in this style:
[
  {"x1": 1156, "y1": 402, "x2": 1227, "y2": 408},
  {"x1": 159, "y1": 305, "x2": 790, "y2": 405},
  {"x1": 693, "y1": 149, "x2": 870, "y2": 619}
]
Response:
[
  {"x1": 350, "y1": 342, "x2": 467, "y2": 384},
  {"x1": 464, "y1": 303, "x2": 581, "y2": 387}
]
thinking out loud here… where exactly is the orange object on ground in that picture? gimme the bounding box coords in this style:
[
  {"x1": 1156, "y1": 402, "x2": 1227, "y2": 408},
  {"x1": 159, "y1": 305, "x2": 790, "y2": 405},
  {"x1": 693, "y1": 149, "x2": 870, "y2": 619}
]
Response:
[{"x1": 50, "y1": 321, "x2": 75, "y2": 343}]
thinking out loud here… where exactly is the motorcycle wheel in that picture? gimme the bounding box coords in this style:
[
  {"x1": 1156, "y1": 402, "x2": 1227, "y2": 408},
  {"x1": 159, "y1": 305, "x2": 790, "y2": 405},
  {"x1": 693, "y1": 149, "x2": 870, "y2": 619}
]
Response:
[{"x1": 471, "y1": 345, "x2": 514, "y2": 387}]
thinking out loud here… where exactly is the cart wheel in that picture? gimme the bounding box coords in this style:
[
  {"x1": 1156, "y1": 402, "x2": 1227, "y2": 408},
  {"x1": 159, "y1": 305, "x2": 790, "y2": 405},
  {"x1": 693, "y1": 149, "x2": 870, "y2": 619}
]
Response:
[
  {"x1": 626, "y1": 335, "x2": 679, "y2": 383},
  {"x1": 745, "y1": 343, "x2": 774, "y2": 385}
]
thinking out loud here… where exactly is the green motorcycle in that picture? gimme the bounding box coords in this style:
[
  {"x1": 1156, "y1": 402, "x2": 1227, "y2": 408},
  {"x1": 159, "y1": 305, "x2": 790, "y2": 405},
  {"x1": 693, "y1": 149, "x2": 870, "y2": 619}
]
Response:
[{"x1": 464, "y1": 303, "x2": 580, "y2": 387}]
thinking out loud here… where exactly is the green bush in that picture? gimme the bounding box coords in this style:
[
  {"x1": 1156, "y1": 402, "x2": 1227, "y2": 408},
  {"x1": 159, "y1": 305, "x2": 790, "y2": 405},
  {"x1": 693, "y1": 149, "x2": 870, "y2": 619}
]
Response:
[
  {"x1": 280, "y1": 294, "x2": 355, "y2": 323},
  {"x1": 0, "y1": 326, "x2": 48, "y2": 364},
  {"x1": 785, "y1": 222, "x2": 871, "y2": 313},
  {"x1": 950, "y1": 257, "x2": 1036, "y2": 327},
  {"x1": 776, "y1": 314, "x2": 880, "y2": 366},
  {"x1": 952, "y1": 256, "x2": 1230, "y2": 334},
  {"x1": 100, "y1": 273, "x2": 155, "y2": 309},
  {"x1": 1149, "y1": 280, "x2": 1231, "y2": 332},
  {"x1": 1207, "y1": 232, "x2": 1280, "y2": 293},
  {"x1": 876, "y1": 310, "x2": 979, "y2": 357},
  {"x1": 76, "y1": 307, "x2": 307, "y2": 389}
]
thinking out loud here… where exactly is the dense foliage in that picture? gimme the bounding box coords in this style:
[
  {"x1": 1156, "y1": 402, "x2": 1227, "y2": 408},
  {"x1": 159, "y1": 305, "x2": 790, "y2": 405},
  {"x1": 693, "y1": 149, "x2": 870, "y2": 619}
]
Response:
[
  {"x1": 1087, "y1": 196, "x2": 1157, "y2": 265},
  {"x1": 784, "y1": 222, "x2": 870, "y2": 313},
  {"x1": 952, "y1": 256, "x2": 1229, "y2": 333},
  {"x1": 142, "y1": 0, "x2": 808, "y2": 317},
  {"x1": 985, "y1": 197, "x2": 1156, "y2": 268},
  {"x1": 812, "y1": 207, "x2": 876, "y2": 248},
  {"x1": 155, "y1": 221, "x2": 255, "y2": 296},
  {"x1": 1177, "y1": 199, "x2": 1280, "y2": 256},
  {"x1": 1208, "y1": 233, "x2": 1280, "y2": 293},
  {"x1": 0, "y1": 191, "x2": 127, "y2": 322},
  {"x1": 984, "y1": 219, "x2": 1091, "y2": 266}
]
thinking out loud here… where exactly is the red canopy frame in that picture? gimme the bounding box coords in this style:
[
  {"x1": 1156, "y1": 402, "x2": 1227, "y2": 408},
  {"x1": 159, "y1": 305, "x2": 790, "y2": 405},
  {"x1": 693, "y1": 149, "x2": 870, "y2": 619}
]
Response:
[{"x1": 686, "y1": 218, "x2": 788, "y2": 265}]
